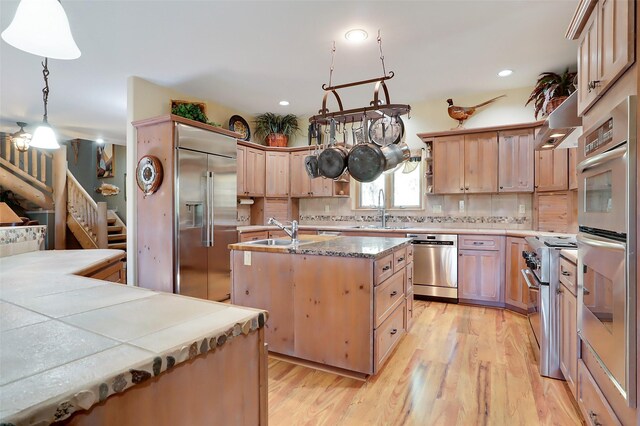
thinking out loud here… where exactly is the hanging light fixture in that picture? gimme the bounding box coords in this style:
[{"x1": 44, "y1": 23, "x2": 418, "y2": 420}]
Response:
[
  {"x1": 10, "y1": 122, "x2": 32, "y2": 152},
  {"x1": 1, "y1": 0, "x2": 80, "y2": 60},
  {"x1": 30, "y1": 58, "x2": 60, "y2": 150}
]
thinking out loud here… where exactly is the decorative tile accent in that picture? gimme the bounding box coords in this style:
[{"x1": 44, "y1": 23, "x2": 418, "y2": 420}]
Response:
[{"x1": 298, "y1": 214, "x2": 529, "y2": 225}]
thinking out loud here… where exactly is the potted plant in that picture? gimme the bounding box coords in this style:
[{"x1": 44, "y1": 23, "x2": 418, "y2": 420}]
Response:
[
  {"x1": 525, "y1": 69, "x2": 577, "y2": 119},
  {"x1": 254, "y1": 113, "x2": 299, "y2": 147},
  {"x1": 170, "y1": 100, "x2": 221, "y2": 127}
]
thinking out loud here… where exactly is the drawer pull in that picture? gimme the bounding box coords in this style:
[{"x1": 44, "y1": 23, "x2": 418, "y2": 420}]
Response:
[
  {"x1": 390, "y1": 290, "x2": 398, "y2": 297},
  {"x1": 583, "y1": 287, "x2": 591, "y2": 296},
  {"x1": 556, "y1": 288, "x2": 564, "y2": 295},
  {"x1": 472, "y1": 241, "x2": 484, "y2": 245},
  {"x1": 588, "y1": 411, "x2": 602, "y2": 426},
  {"x1": 397, "y1": 257, "x2": 405, "y2": 262},
  {"x1": 390, "y1": 328, "x2": 398, "y2": 335},
  {"x1": 587, "y1": 80, "x2": 601, "y2": 93},
  {"x1": 382, "y1": 265, "x2": 391, "y2": 272},
  {"x1": 561, "y1": 271, "x2": 571, "y2": 276}
]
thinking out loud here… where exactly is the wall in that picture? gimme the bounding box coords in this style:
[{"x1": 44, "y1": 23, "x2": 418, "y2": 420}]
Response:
[
  {"x1": 66, "y1": 140, "x2": 127, "y2": 223},
  {"x1": 296, "y1": 86, "x2": 537, "y2": 229}
]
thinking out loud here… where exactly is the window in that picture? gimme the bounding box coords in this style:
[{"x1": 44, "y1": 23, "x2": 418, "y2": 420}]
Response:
[{"x1": 357, "y1": 162, "x2": 422, "y2": 209}]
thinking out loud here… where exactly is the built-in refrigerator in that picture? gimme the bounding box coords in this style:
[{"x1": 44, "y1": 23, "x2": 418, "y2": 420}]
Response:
[{"x1": 175, "y1": 123, "x2": 237, "y2": 301}]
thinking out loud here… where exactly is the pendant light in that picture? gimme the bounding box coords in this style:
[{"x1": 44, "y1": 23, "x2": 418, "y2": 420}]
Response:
[
  {"x1": 30, "y1": 58, "x2": 60, "y2": 150},
  {"x1": 10, "y1": 122, "x2": 32, "y2": 152},
  {"x1": 1, "y1": 0, "x2": 81, "y2": 60}
]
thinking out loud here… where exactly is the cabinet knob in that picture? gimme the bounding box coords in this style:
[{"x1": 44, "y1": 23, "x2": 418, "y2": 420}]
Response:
[
  {"x1": 390, "y1": 290, "x2": 398, "y2": 297},
  {"x1": 465, "y1": 187, "x2": 469, "y2": 190},
  {"x1": 499, "y1": 186, "x2": 503, "y2": 189},
  {"x1": 561, "y1": 271, "x2": 571, "y2": 276},
  {"x1": 460, "y1": 187, "x2": 464, "y2": 191},
  {"x1": 587, "y1": 80, "x2": 601, "y2": 93},
  {"x1": 556, "y1": 288, "x2": 564, "y2": 295},
  {"x1": 390, "y1": 328, "x2": 398, "y2": 335}
]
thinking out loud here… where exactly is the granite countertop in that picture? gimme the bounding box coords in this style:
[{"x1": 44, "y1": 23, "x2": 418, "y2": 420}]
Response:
[
  {"x1": 236, "y1": 224, "x2": 574, "y2": 239},
  {"x1": 560, "y1": 249, "x2": 578, "y2": 263},
  {"x1": 0, "y1": 250, "x2": 266, "y2": 426},
  {"x1": 229, "y1": 235, "x2": 412, "y2": 259}
]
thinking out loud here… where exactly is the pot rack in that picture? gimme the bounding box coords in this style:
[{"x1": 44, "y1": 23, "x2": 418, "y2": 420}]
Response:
[{"x1": 309, "y1": 31, "x2": 411, "y2": 126}]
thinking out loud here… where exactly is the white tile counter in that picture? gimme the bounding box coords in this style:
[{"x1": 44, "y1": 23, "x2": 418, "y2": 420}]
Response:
[{"x1": 0, "y1": 250, "x2": 266, "y2": 425}]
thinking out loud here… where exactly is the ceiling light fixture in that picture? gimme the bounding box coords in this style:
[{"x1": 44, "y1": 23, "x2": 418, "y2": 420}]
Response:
[
  {"x1": 1, "y1": 0, "x2": 80, "y2": 60},
  {"x1": 96, "y1": 138, "x2": 105, "y2": 144},
  {"x1": 498, "y1": 69, "x2": 513, "y2": 77},
  {"x1": 279, "y1": 100, "x2": 290, "y2": 106},
  {"x1": 10, "y1": 122, "x2": 32, "y2": 152},
  {"x1": 345, "y1": 29, "x2": 368, "y2": 42},
  {"x1": 30, "y1": 58, "x2": 60, "y2": 150}
]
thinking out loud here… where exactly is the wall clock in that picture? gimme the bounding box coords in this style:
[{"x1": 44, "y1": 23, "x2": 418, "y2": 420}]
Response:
[{"x1": 136, "y1": 155, "x2": 163, "y2": 196}]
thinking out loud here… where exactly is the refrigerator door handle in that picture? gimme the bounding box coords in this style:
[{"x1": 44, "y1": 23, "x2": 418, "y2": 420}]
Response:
[{"x1": 206, "y1": 171, "x2": 215, "y2": 247}]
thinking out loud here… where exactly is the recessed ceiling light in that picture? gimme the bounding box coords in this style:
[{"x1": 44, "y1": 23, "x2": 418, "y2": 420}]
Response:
[
  {"x1": 498, "y1": 69, "x2": 513, "y2": 77},
  {"x1": 279, "y1": 100, "x2": 290, "y2": 106},
  {"x1": 345, "y1": 29, "x2": 368, "y2": 42},
  {"x1": 96, "y1": 138, "x2": 104, "y2": 144}
]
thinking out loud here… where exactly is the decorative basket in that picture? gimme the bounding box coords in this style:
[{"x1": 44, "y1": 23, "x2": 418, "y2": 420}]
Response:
[{"x1": 544, "y1": 96, "x2": 568, "y2": 116}]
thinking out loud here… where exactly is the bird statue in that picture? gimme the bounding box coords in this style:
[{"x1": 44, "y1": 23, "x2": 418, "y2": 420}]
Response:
[{"x1": 447, "y1": 95, "x2": 506, "y2": 128}]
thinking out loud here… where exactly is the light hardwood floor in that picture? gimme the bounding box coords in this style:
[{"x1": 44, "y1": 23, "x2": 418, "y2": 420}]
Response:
[{"x1": 268, "y1": 300, "x2": 583, "y2": 425}]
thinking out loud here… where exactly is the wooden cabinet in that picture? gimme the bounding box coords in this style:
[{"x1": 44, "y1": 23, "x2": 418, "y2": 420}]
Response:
[
  {"x1": 80, "y1": 254, "x2": 126, "y2": 284},
  {"x1": 568, "y1": 147, "x2": 578, "y2": 190},
  {"x1": 535, "y1": 148, "x2": 568, "y2": 192},
  {"x1": 265, "y1": 151, "x2": 290, "y2": 197},
  {"x1": 577, "y1": 361, "x2": 622, "y2": 425},
  {"x1": 534, "y1": 191, "x2": 577, "y2": 233},
  {"x1": 576, "y1": 0, "x2": 634, "y2": 115},
  {"x1": 237, "y1": 145, "x2": 265, "y2": 197},
  {"x1": 498, "y1": 129, "x2": 535, "y2": 192},
  {"x1": 559, "y1": 274, "x2": 578, "y2": 398},
  {"x1": 433, "y1": 132, "x2": 497, "y2": 194},
  {"x1": 289, "y1": 151, "x2": 311, "y2": 197},
  {"x1": 239, "y1": 231, "x2": 269, "y2": 242},
  {"x1": 458, "y1": 236, "x2": 505, "y2": 304},
  {"x1": 505, "y1": 237, "x2": 529, "y2": 311}
]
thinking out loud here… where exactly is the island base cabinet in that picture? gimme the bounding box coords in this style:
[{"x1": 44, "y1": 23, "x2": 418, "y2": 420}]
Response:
[
  {"x1": 64, "y1": 329, "x2": 267, "y2": 426},
  {"x1": 374, "y1": 303, "x2": 406, "y2": 373}
]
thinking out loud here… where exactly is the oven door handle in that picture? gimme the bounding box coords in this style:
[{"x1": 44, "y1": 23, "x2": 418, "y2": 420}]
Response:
[
  {"x1": 577, "y1": 145, "x2": 626, "y2": 172},
  {"x1": 577, "y1": 233, "x2": 626, "y2": 252},
  {"x1": 521, "y1": 269, "x2": 540, "y2": 290}
]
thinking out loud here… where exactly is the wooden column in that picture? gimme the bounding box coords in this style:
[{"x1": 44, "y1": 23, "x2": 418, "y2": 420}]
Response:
[{"x1": 53, "y1": 144, "x2": 67, "y2": 249}]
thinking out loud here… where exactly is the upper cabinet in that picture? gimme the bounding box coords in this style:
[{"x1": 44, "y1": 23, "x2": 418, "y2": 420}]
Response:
[
  {"x1": 265, "y1": 151, "x2": 290, "y2": 197},
  {"x1": 568, "y1": 147, "x2": 578, "y2": 190},
  {"x1": 290, "y1": 151, "x2": 333, "y2": 197},
  {"x1": 575, "y1": 0, "x2": 634, "y2": 115},
  {"x1": 535, "y1": 149, "x2": 568, "y2": 192},
  {"x1": 498, "y1": 129, "x2": 535, "y2": 193},
  {"x1": 237, "y1": 145, "x2": 265, "y2": 197},
  {"x1": 432, "y1": 132, "x2": 497, "y2": 194}
]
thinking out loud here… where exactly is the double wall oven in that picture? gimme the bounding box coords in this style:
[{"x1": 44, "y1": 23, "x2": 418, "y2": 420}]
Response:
[{"x1": 577, "y1": 96, "x2": 637, "y2": 406}]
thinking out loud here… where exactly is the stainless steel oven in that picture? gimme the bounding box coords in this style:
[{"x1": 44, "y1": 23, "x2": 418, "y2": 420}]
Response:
[{"x1": 577, "y1": 95, "x2": 637, "y2": 407}]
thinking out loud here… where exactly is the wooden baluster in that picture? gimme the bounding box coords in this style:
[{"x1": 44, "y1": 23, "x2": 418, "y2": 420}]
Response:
[
  {"x1": 10, "y1": 144, "x2": 16, "y2": 166},
  {"x1": 31, "y1": 149, "x2": 37, "y2": 180},
  {"x1": 40, "y1": 152, "x2": 47, "y2": 183},
  {"x1": 3, "y1": 135, "x2": 10, "y2": 162}
]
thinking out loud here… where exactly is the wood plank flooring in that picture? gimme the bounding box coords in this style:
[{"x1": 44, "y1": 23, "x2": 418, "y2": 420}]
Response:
[{"x1": 267, "y1": 300, "x2": 583, "y2": 425}]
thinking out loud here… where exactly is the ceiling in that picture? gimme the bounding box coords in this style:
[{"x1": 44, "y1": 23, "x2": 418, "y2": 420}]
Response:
[{"x1": 0, "y1": 0, "x2": 578, "y2": 144}]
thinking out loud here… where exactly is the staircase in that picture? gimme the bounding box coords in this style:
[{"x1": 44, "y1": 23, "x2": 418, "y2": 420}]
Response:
[{"x1": 107, "y1": 211, "x2": 127, "y2": 250}]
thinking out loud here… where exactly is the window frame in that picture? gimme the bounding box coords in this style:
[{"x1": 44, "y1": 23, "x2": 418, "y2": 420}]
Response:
[{"x1": 354, "y1": 161, "x2": 424, "y2": 211}]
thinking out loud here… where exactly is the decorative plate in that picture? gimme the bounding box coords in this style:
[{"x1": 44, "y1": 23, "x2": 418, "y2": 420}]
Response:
[
  {"x1": 229, "y1": 115, "x2": 251, "y2": 141},
  {"x1": 136, "y1": 155, "x2": 163, "y2": 196},
  {"x1": 368, "y1": 116, "x2": 405, "y2": 146}
]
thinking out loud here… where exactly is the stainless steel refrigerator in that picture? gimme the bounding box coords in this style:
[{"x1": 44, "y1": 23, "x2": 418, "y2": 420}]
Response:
[{"x1": 175, "y1": 123, "x2": 237, "y2": 301}]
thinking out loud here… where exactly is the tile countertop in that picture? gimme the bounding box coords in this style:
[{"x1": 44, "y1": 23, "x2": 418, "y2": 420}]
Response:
[
  {"x1": 229, "y1": 235, "x2": 412, "y2": 259},
  {"x1": 236, "y1": 225, "x2": 575, "y2": 239},
  {"x1": 0, "y1": 250, "x2": 266, "y2": 426}
]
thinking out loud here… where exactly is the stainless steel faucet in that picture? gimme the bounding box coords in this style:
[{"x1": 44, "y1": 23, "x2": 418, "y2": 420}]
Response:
[
  {"x1": 268, "y1": 217, "x2": 299, "y2": 243},
  {"x1": 378, "y1": 189, "x2": 387, "y2": 228}
]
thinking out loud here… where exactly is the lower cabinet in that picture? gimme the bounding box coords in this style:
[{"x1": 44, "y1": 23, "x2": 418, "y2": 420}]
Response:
[
  {"x1": 577, "y1": 361, "x2": 622, "y2": 426},
  {"x1": 80, "y1": 254, "x2": 126, "y2": 284},
  {"x1": 505, "y1": 237, "x2": 529, "y2": 311},
  {"x1": 559, "y1": 280, "x2": 578, "y2": 397},
  {"x1": 458, "y1": 236, "x2": 505, "y2": 304},
  {"x1": 239, "y1": 231, "x2": 269, "y2": 242}
]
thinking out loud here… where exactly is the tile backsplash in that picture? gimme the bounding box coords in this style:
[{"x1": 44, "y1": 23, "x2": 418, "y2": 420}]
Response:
[{"x1": 0, "y1": 225, "x2": 47, "y2": 257}]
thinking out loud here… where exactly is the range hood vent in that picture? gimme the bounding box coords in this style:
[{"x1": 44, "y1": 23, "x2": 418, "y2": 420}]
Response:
[{"x1": 534, "y1": 91, "x2": 582, "y2": 151}]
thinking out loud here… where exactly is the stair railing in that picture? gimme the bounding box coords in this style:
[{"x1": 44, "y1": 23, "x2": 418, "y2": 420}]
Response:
[{"x1": 66, "y1": 170, "x2": 108, "y2": 248}]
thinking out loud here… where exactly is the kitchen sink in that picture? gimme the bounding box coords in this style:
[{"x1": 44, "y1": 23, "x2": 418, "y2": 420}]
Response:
[{"x1": 243, "y1": 239, "x2": 310, "y2": 247}]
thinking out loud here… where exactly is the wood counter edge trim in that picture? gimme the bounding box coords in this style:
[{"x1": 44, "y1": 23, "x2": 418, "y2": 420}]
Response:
[
  {"x1": 72, "y1": 251, "x2": 127, "y2": 277},
  {"x1": 417, "y1": 120, "x2": 544, "y2": 140},
  {"x1": 132, "y1": 114, "x2": 243, "y2": 139}
]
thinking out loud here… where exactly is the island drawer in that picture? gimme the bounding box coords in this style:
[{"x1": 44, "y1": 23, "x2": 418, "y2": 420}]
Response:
[
  {"x1": 458, "y1": 235, "x2": 502, "y2": 251},
  {"x1": 374, "y1": 253, "x2": 395, "y2": 285},
  {"x1": 577, "y1": 361, "x2": 621, "y2": 426},
  {"x1": 374, "y1": 269, "x2": 405, "y2": 328},
  {"x1": 559, "y1": 256, "x2": 577, "y2": 296},
  {"x1": 393, "y1": 247, "x2": 407, "y2": 273},
  {"x1": 374, "y1": 303, "x2": 405, "y2": 373}
]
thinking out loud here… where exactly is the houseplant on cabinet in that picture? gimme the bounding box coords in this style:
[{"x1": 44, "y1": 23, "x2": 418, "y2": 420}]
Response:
[
  {"x1": 525, "y1": 69, "x2": 577, "y2": 119},
  {"x1": 254, "y1": 113, "x2": 299, "y2": 147}
]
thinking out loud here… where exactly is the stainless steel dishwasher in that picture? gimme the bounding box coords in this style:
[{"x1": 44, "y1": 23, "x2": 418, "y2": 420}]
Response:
[{"x1": 407, "y1": 234, "x2": 458, "y2": 300}]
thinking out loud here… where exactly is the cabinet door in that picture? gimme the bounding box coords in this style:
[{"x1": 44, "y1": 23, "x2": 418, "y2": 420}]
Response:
[
  {"x1": 568, "y1": 147, "x2": 578, "y2": 190},
  {"x1": 535, "y1": 149, "x2": 568, "y2": 192},
  {"x1": 310, "y1": 177, "x2": 333, "y2": 197},
  {"x1": 289, "y1": 152, "x2": 311, "y2": 197},
  {"x1": 433, "y1": 135, "x2": 464, "y2": 194},
  {"x1": 577, "y1": 9, "x2": 600, "y2": 115},
  {"x1": 266, "y1": 152, "x2": 290, "y2": 197},
  {"x1": 559, "y1": 285, "x2": 578, "y2": 398},
  {"x1": 598, "y1": 0, "x2": 634, "y2": 96},
  {"x1": 505, "y1": 237, "x2": 529, "y2": 310},
  {"x1": 464, "y1": 132, "x2": 498, "y2": 193},
  {"x1": 498, "y1": 129, "x2": 534, "y2": 192},
  {"x1": 245, "y1": 147, "x2": 265, "y2": 196},
  {"x1": 237, "y1": 146, "x2": 246, "y2": 195},
  {"x1": 458, "y1": 250, "x2": 503, "y2": 303}
]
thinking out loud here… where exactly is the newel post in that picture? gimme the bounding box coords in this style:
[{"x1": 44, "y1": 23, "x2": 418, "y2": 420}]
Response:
[
  {"x1": 97, "y1": 202, "x2": 108, "y2": 249},
  {"x1": 53, "y1": 144, "x2": 67, "y2": 249}
]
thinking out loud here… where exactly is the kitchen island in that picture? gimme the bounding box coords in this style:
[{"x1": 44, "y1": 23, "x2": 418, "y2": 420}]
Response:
[
  {"x1": 229, "y1": 235, "x2": 413, "y2": 377},
  {"x1": 0, "y1": 249, "x2": 267, "y2": 426}
]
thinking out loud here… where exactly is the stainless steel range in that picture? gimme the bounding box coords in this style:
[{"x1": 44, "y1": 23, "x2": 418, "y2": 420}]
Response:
[{"x1": 522, "y1": 235, "x2": 577, "y2": 379}]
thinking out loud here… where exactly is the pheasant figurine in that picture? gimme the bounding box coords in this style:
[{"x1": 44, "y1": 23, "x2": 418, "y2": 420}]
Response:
[{"x1": 447, "y1": 95, "x2": 506, "y2": 128}]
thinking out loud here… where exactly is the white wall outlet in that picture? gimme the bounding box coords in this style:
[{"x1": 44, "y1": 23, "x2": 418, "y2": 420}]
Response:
[
  {"x1": 519, "y1": 204, "x2": 526, "y2": 214},
  {"x1": 432, "y1": 204, "x2": 442, "y2": 213},
  {"x1": 459, "y1": 200, "x2": 465, "y2": 212},
  {"x1": 243, "y1": 251, "x2": 251, "y2": 266},
  {"x1": 324, "y1": 204, "x2": 330, "y2": 213}
]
